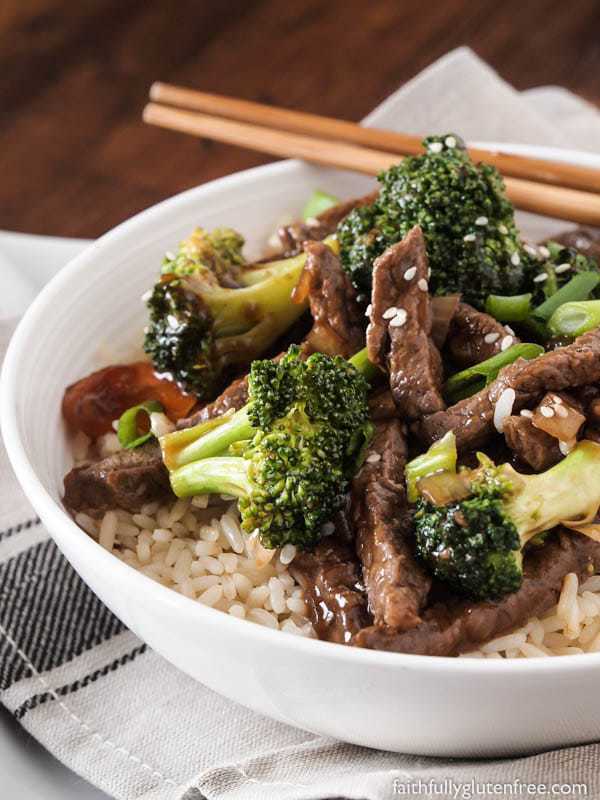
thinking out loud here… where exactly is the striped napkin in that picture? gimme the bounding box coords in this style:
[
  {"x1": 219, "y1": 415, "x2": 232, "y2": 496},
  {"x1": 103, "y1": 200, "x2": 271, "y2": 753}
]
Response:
[{"x1": 2, "y1": 48, "x2": 600, "y2": 800}]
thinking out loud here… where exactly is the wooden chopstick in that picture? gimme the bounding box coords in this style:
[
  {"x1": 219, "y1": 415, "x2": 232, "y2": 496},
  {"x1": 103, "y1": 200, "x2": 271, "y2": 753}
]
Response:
[
  {"x1": 143, "y1": 101, "x2": 600, "y2": 227},
  {"x1": 150, "y1": 82, "x2": 600, "y2": 195}
]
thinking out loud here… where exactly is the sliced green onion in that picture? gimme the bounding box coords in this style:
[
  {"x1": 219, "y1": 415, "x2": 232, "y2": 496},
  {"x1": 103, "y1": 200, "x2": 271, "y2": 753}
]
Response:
[
  {"x1": 548, "y1": 300, "x2": 600, "y2": 338},
  {"x1": 117, "y1": 400, "x2": 163, "y2": 449},
  {"x1": 444, "y1": 343, "x2": 544, "y2": 404},
  {"x1": 485, "y1": 293, "x2": 532, "y2": 322},
  {"x1": 302, "y1": 189, "x2": 340, "y2": 221},
  {"x1": 532, "y1": 271, "x2": 600, "y2": 321},
  {"x1": 405, "y1": 431, "x2": 456, "y2": 503}
]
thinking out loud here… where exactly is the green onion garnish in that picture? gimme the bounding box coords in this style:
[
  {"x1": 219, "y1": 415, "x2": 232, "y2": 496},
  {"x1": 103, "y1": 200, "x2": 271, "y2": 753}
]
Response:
[
  {"x1": 485, "y1": 293, "x2": 532, "y2": 322},
  {"x1": 302, "y1": 189, "x2": 339, "y2": 221},
  {"x1": 117, "y1": 400, "x2": 163, "y2": 449},
  {"x1": 444, "y1": 343, "x2": 544, "y2": 403},
  {"x1": 548, "y1": 300, "x2": 600, "y2": 339},
  {"x1": 532, "y1": 271, "x2": 600, "y2": 321}
]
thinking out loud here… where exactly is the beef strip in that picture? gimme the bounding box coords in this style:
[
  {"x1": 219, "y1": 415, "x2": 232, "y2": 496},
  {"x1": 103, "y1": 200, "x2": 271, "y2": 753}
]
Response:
[
  {"x1": 64, "y1": 442, "x2": 170, "y2": 513},
  {"x1": 354, "y1": 531, "x2": 600, "y2": 656},
  {"x1": 351, "y1": 414, "x2": 431, "y2": 631},
  {"x1": 446, "y1": 302, "x2": 518, "y2": 368},
  {"x1": 502, "y1": 415, "x2": 562, "y2": 471},
  {"x1": 367, "y1": 226, "x2": 445, "y2": 420},
  {"x1": 291, "y1": 530, "x2": 370, "y2": 644},
  {"x1": 419, "y1": 326, "x2": 600, "y2": 451},
  {"x1": 278, "y1": 192, "x2": 378, "y2": 256},
  {"x1": 545, "y1": 227, "x2": 600, "y2": 262},
  {"x1": 176, "y1": 374, "x2": 249, "y2": 429},
  {"x1": 295, "y1": 241, "x2": 364, "y2": 358}
]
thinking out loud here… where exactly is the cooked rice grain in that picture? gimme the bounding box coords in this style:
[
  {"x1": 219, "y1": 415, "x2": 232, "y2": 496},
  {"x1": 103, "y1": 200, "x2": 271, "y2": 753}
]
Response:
[
  {"x1": 87, "y1": 498, "x2": 315, "y2": 637},
  {"x1": 465, "y1": 571, "x2": 600, "y2": 658}
]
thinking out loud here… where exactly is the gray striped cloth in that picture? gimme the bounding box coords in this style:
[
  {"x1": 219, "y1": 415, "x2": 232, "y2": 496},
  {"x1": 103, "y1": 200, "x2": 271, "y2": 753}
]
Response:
[{"x1": 3, "y1": 48, "x2": 600, "y2": 800}]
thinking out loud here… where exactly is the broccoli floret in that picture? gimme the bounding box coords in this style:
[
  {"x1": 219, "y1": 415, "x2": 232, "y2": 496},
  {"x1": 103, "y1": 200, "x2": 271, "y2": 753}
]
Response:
[
  {"x1": 526, "y1": 240, "x2": 600, "y2": 306},
  {"x1": 161, "y1": 346, "x2": 374, "y2": 550},
  {"x1": 413, "y1": 440, "x2": 600, "y2": 600},
  {"x1": 338, "y1": 134, "x2": 527, "y2": 308},
  {"x1": 144, "y1": 229, "x2": 331, "y2": 400}
]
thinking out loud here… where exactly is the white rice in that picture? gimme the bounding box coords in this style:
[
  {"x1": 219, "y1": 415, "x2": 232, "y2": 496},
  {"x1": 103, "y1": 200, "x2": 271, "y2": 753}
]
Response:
[
  {"x1": 463, "y1": 571, "x2": 600, "y2": 658},
  {"x1": 77, "y1": 496, "x2": 315, "y2": 638}
]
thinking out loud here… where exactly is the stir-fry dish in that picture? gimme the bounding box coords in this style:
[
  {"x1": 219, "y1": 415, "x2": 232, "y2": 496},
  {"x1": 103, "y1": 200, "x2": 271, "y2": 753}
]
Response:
[{"x1": 63, "y1": 135, "x2": 600, "y2": 658}]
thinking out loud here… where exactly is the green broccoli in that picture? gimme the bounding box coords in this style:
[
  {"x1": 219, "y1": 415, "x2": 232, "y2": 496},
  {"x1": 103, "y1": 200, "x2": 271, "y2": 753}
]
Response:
[
  {"x1": 160, "y1": 346, "x2": 374, "y2": 550},
  {"x1": 412, "y1": 439, "x2": 600, "y2": 600},
  {"x1": 337, "y1": 134, "x2": 528, "y2": 307},
  {"x1": 144, "y1": 229, "x2": 339, "y2": 401},
  {"x1": 526, "y1": 240, "x2": 600, "y2": 307}
]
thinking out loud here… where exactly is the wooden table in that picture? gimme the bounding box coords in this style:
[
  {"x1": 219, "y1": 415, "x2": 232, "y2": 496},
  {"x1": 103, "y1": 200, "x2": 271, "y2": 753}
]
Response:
[{"x1": 2, "y1": 0, "x2": 599, "y2": 237}]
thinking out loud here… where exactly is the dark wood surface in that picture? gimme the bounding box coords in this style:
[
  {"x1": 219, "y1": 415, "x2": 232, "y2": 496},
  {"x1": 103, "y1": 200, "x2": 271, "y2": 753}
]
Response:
[{"x1": 2, "y1": 0, "x2": 600, "y2": 238}]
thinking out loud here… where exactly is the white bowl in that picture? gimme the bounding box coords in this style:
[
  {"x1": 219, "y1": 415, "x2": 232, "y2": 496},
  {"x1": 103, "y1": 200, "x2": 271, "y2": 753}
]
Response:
[{"x1": 4, "y1": 149, "x2": 600, "y2": 758}]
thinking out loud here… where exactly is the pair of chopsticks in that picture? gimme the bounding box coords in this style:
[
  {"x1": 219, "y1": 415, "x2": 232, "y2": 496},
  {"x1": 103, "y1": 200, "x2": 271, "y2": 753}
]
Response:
[{"x1": 144, "y1": 82, "x2": 600, "y2": 226}]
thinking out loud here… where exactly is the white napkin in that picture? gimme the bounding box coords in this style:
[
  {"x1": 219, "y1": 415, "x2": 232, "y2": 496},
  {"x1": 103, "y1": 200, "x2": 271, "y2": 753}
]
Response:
[{"x1": 2, "y1": 47, "x2": 600, "y2": 800}]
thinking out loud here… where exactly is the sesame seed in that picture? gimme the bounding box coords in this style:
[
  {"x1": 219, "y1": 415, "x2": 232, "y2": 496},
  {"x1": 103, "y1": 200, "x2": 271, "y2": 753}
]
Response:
[
  {"x1": 540, "y1": 406, "x2": 554, "y2": 418},
  {"x1": 539, "y1": 246, "x2": 550, "y2": 259},
  {"x1": 576, "y1": 238, "x2": 590, "y2": 250},
  {"x1": 500, "y1": 335, "x2": 513, "y2": 351},
  {"x1": 141, "y1": 289, "x2": 152, "y2": 303},
  {"x1": 417, "y1": 278, "x2": 428, "y2": 292},
  {"x1": 475, "y1": 216, "x2": 488, "y2": 226},
  {"x1": 165, "y1": 250, "x2": 176, "y2": 261},
  {"x1": 555, "y1": 262, "x2": 572, "y2": 274},
  {"x1": 445, "y1": 135, "x2": 457, "y2": 148},
  {"x1": 484, "y1": 332, "x2": 500, "y2": 344},
  {"x1": 511, "y1": 252, "x2": 521, "y2": 266},
  {"x1": 404, "y1": 266, "x2": 417, "y2": 281},
  {"x1": 498, "y1": 224, "x2": 508, "y2": 235},
  {"x1": 389, "y1": 309, "x2": 408, "y2": 327},
  {"x1": 428, "y1": 141, "x2": 443, "y2": 153},
  {"x1": 555, "y1": 405, "x2": 568, "y2": 418},
  {"x1": 520, "y1": 409, "x2": 534, "y2": 419},
  {"x1": 552, "y1": 395, "x2": 563, "y2": 404},
  {"x1": 365, "y1": 304, "x2": 372, "y2": 317},
  {"x1": 366, "y1": 452, "x2": 382, "y2": 464},
  {"x1": 427, "y1": 267, "x2": 432, "y2": 279},
  {"x1": 559, "y1": 440, "x2": 574, "y2": 455},
  {"x1": 524, "y1": 244, "x2": 538, "y2": 257},
  {"x1": 463, "y1": 233, "x2": 476, "y2": 242},
  {"x1": 382, "y1": 306, "x2": 399, "y2": 319},
  {"x1": 505, "y1": 325, "x2": 516, "y2": 336},
  {"x1": 533, "y1": 272, "x2": 548, "y2": 283}
]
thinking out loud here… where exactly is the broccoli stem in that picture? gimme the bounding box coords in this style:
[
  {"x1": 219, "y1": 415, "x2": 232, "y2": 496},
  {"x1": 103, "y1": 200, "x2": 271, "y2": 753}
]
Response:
[
  {"x1": 531, "y1": 271, "x2": 600, "y2": 322},
  {"x1": 303, "y1": 190, "x2": 340, "y2": 220},
  {"x1": 444, "y1": 343, "x2": 544, "y2": 403},
  {"x1": 239, "y1": 237, "x2": 338, "y2": 287},
  {"x1": 405, "y1": 431, "x2": 457, "y2": 502},
  {"x1": 170, "y1": 456, "x2": 252, "y2": 499},
  {"x1": 547, "y1": 299, "x2": 600, "y2": 339},
  {"x1": 485, "y1": 293, "x2": 532, "y2": 322},
  {"x1": 507, "y1": 441, "x2": 600, "y2": 543},
  {"x1": 348, "y1": 345, "x2": 380, "y2": 381},
  {"x1": 162, "y1": 407, "x2": 254, "y2": 470}
]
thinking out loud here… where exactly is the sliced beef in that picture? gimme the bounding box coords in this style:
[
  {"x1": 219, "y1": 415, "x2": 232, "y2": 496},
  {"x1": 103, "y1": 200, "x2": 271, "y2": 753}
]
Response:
[
  {"x1": 293, "y1": 241, "x2": 364, "y2": 358},
  {"x1": 176, "y1": 374, "x2": 249, "y2": 430},
  {"x1": 354, "y1": 531, "x2": 600, "y2": 656},
  {"x1": 291, "y1": 531, "x2": 370, "y2": 645},
  {"x1": 351, "y1": 414, "x2": 431, "y2": 631},
  {"x1": 446, "y1": 302, "x2": 518, "y2": 368},
  {"x1": 546, "y1": 227, "x2": 600, "y2": 262},
  {"x1": 503, "y1": 414, "x2": 562, "y2": 471},
  {"x1": 278, "y1": 192, "x2": 378, "y2": 256},
  {"x1": 419, "y1": 326, "x2": 600, "y2": 451},
  {"x1": 367, "y1": 226, "x2": 444, "y2": 420},
  {"x1": 64, "y1": 442, "x2": 170, "y2": 513}
]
